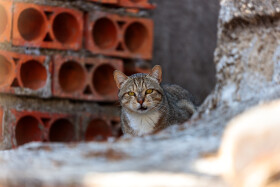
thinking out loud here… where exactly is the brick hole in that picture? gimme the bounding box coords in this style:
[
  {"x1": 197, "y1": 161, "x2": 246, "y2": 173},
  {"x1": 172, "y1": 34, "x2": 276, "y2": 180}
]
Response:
[
  {"x1": 83, "y1": 85, "x2": 92, "y2": 95},
  {"x1": 93, "y1": 17, "x2": 118, "y2": 49},
  {"x1": 18, "y1": 8, "x2": 46, "y2": 41},
  {"x1": 53, "y1": 13, "x2": 80, "y2": 44},
  {"x1": 0, "y1": 55, "x2": 13, "y2": 86},
  {"x1": 43, "y1": 33, "x2": 53, "y2": 42},
  {"x1": 117, "y1": 21, "x2": 126, "y2": 28},
  {"x1": 85, "y1": 64, "x2": 94, "y2": 72},
  {"x1": 20, "y1": 60, "x2": 47, "y2": 90},
  {"x1": 11, "y1": 78, "x2": 20, "y2": 87},
  {"x1": 116, "y1": 43, "x2": 125, "y2": 51},
  {"x1": 92, "y1": 64, "x2": 118, "y2": 96},
  {"x1": 124, "y1": 22, "x2": 148, "y2": 52},
  {"x1": 49, "y1": 118, "x2": 75, "y2": 142},
  {"x1": 41, "y1": 118, "x2": 51, "y2": 125},
  {"x1": 59, "y1": 61, "x2": 86, "y2": 93},
  {"x1": 12, "y1": 58, "x2": 19, "y2": 64},
  {"x1": 44, "y1": 11, "x2": 53, "y2": 20},
  {"x1": 0, "y1": 5, "x2": 7, "y2": 35},
  {"x1": 85, "y1": 119, "x2": 112, "y2": 141},
  {"x1": 15, "y1": 115, "x2": 43, "y2": 146}
]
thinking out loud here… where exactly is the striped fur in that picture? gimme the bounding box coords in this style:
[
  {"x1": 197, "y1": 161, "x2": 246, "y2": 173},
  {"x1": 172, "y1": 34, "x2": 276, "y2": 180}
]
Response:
[{"x1": 114, "y1": 65, "x2": 197, "y2": 136}]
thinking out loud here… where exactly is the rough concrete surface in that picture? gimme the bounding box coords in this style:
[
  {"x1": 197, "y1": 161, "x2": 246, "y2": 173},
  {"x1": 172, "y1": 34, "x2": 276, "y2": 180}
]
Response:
[
  {"x1": 1, "y1": 0, "x2": 280, "y2": 186},
  {"x1": 219, "y1": 100, "x2": 280, "y2": 187},
  {"x1": 151, "y1": 0, "x2": 219, "y2": 103}
]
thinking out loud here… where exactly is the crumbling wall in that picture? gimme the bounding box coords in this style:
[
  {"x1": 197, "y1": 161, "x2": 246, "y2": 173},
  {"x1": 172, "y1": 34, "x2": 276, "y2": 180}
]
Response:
[{"x1": 211, "y1": 0, "x2": 280, "y2": 106}]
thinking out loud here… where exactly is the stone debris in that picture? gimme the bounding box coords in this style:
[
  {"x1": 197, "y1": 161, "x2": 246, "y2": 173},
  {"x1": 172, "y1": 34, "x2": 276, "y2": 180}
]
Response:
[{"x1": 219, "y1": 100, "x2": 280, "y2": 187}]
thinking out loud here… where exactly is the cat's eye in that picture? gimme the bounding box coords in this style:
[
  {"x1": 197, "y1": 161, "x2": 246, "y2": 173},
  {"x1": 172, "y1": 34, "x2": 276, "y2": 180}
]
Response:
[
  {"x1": 128, "y1": 92, "x2": 135, "y2": 96},
  {"x1": 146, "y1": 89, "x2": 153, "y2": 94}
]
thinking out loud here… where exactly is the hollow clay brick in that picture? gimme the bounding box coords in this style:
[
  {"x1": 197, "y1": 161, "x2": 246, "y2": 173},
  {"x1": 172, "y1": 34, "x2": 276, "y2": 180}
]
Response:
[
  {"x1": 10, "y1": 110, "x2": 77, "y2": 147},
  {"x1": 7, "y1": 109, "x2": 120, "y2": 147},
  {"x1": 80, "y1": 113, "x2": 121, "y2": 141},
  {"x1": 52, "y1": 55, "x2": 123, "y2": 101},
  {"x1": 118, "y1": 0, "x2": 155, "y2": 9},
  {"x1": 12, "y1": 2, "x2": 83, "y2": 50},
  {"x1": 0, "y1": 50, "x2": 51, "y2": 96},
  {"x1": 85, "y1": 11, "x2": 154, "y2": 60},
  {"x1": 0, "y1": 0, "x2": 12, "y2": 43}
]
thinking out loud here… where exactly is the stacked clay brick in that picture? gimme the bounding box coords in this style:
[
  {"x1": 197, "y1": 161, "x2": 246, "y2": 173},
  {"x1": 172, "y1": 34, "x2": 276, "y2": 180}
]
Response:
[{"x1": 0, "y1": 0, "x2": 154, "y2": 148}]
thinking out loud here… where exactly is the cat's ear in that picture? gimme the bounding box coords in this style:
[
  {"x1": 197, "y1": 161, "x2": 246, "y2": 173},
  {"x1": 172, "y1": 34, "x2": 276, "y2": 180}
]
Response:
[
  {"x1": 113, "y1": 70, "x2": 128, "y2": 89},
  {"x1": 150, "y1": 65, "x2": 162, "y2": 83}
]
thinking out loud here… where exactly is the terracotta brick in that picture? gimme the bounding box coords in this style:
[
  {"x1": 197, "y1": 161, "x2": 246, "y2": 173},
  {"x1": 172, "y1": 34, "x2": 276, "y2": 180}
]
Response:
[
  {"x1": 52, "y1": 55, "x2": 123, "y2": 101},
  {"x1": 0, "y1": 0, "x2": 12, "y2": 43},
  {"x1": 47, "y1": 116, "x2": 78, "y2": 143},
  {"x1": 7, "y1": 109, "x2": 120, "y2": 147},
  {"x1": 0, "y1": 50, "x2": 51, "y2": 96},
  {"x1": 85, "y1": 11, "x2": 154, "y2": 60},
  {"x1": 87, "y1": 0, "x2": 117, "y2": 4},
  {"x1": 125, "y1": 8, "x2": 140, "y2": 14},
  {"x1": 12, "y1": 2, "x2": 83, "y2": 50},
  {"x1": 118, "y1": 0, "x2": 155, "y2": 9},
  {"x1": 86, "y1": 0, "x2": 155, "y2": 9},
  {"x1": 80, "y1": 113, "x2": 121, "y2": 141},
  {"x1": 10, "y1": 110, "x2": 77, "y2": 147}
]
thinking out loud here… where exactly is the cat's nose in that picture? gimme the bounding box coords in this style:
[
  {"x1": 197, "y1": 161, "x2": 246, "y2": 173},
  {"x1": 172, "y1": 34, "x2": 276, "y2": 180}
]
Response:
[{"x1": 137, "y1": 98, "x2": 144, "y2": 105}]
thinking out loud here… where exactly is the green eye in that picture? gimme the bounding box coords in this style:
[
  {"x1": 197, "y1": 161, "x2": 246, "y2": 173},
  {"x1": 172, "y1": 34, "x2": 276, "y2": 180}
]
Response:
[
  {"x1": 146, "y1": 89, "x2": 153, "y2": 94},
  {"x1": 128, "y1": 92, "x2": 135, "y2": 96}
]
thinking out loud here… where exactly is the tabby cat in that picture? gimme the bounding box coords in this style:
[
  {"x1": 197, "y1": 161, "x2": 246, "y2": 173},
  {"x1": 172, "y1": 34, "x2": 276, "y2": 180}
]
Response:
[{"x1": 113, "y1": 65, "x2": 197, "y2": 136}]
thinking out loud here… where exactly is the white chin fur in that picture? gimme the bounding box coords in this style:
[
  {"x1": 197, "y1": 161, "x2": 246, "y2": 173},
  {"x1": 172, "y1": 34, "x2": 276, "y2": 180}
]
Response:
[{"x1": 126, "y1": 110, "x2": 161, "y2": 136}]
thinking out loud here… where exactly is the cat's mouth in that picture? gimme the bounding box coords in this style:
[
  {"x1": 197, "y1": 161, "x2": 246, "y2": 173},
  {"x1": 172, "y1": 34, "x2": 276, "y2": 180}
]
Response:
[{"x1": 138, "y1": 106, "x2": 148, "y2": 111}]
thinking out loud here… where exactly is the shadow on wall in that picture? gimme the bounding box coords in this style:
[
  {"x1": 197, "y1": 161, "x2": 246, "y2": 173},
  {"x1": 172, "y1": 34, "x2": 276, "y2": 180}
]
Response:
[{"x1": 151, "y1": 0, "x2": 219, "y2": 104}]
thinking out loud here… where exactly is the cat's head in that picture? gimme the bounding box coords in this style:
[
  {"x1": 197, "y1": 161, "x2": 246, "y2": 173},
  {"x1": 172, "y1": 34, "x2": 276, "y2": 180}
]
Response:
[{"x1": 113, "y1": 65, "x2": 163, "y2": 114}]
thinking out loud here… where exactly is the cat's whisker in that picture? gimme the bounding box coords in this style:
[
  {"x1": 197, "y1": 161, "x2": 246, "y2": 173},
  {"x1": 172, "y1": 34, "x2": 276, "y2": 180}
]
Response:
[{"x1": 146, "y1": 115, "x2": 156, "y2": 125}]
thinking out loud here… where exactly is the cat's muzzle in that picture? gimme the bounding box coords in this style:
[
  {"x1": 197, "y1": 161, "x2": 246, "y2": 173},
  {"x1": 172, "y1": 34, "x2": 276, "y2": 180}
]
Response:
[{"x1": 138, "y1": 106, "x2": 148, "y2": 111}]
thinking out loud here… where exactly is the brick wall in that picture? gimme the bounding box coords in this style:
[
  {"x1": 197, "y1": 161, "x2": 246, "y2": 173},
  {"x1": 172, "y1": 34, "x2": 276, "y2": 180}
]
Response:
[{"x1": 0, "y1": 0, "x2": 155, "y2": 149}]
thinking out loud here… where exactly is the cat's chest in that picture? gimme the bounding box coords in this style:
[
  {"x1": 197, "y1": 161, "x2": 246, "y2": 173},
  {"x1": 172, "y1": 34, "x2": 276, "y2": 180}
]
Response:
[{"x1": 126, "y1": 111, "x2": 161, "y2": 136}]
